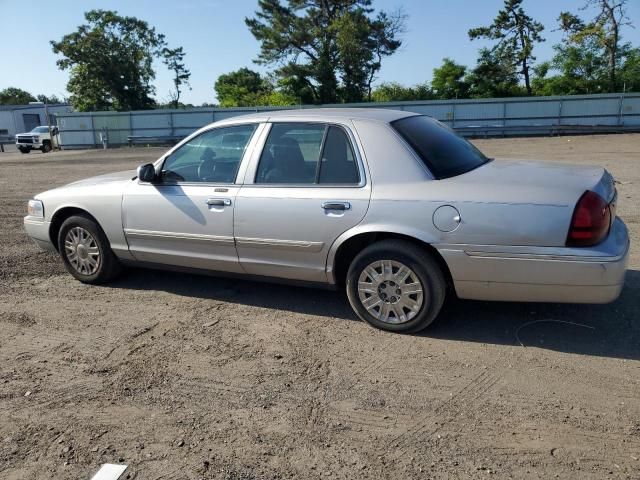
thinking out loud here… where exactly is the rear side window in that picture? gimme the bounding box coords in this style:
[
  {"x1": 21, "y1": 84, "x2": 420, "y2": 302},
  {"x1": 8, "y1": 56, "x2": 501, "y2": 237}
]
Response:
[
  {"x1": 318, "y1": 127, "x2": 359, "y2": 184},
  {"x1": 256, "y1": 124, "x2": 323, "y2": 184},
  {"x1": 391, "y1": 115, "x2": 489, "y2": 179},
  {"x1": 256, "y1": 123, "x2": 360, "y2": 185}
]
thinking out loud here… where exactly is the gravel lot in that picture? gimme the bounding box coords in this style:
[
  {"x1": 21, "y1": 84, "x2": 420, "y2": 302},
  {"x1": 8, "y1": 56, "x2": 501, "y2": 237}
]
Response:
[{"x1": 1, "y1": 135, "x2": 639, "y2": 479}]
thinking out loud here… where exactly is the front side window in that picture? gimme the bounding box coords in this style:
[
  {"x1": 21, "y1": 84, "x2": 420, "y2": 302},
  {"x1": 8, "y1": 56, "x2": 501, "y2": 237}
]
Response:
[
  {"x1": 161, "y1": 124, "x2": 257, "y2": 183},
  {"x1": 256, "y1": 123, "x2": 359, "y2": 185},
  {"x1": 391, "y1": 115, "x2": 490, "y2": 179}
]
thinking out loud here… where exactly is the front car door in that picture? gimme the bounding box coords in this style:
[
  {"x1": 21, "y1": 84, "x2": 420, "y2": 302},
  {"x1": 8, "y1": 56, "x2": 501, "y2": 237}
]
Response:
[
  {"x1": 122, "y1": 123, "x2": 262, "y2": 272},
  {"x1": 234, "y1": 121, "x2": 371, "y2": 282}
]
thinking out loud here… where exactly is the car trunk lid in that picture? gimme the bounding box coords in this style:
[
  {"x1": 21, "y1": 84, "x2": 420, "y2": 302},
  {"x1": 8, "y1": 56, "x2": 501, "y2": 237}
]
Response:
[{"x1": 449, "y1": 159, "x2": 615, "y2": 206}]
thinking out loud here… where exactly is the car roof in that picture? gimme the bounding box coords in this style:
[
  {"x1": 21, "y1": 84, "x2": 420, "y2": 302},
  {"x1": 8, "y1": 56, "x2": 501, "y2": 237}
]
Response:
[{"x1": 215, "y1": 107, "x2": 418, "y2": 126}]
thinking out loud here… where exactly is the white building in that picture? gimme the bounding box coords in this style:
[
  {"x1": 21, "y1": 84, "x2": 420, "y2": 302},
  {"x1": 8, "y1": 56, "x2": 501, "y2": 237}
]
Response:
[{"x1": 0, "y1": 104, "x2": 73, "y2": 138}]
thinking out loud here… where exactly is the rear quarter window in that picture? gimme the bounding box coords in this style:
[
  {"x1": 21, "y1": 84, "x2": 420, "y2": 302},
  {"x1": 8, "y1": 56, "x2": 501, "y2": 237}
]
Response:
[{"x1": 391, "y1": 115, "x2": 489, "y2": 179}]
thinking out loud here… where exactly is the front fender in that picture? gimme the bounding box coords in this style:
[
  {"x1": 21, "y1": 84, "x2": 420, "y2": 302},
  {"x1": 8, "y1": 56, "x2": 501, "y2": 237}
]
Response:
[{"x1": 45, "y1": 195, "x2": 133, "y2": 261}]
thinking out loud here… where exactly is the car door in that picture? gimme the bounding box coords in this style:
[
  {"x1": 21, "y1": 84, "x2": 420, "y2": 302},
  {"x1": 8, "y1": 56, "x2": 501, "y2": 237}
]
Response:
[
  {"x1": 122, "y1": 123, "x2": 261, "y2": 272},
  {"x1": 234, "y1": 121, "x2": 371, "y2": 282}
]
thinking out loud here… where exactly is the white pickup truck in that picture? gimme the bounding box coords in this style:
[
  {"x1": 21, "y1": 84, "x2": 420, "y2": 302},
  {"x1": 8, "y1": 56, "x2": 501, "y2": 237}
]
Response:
[{"x1": 16, "y1": 126, "x2": 59, "y2": 154}]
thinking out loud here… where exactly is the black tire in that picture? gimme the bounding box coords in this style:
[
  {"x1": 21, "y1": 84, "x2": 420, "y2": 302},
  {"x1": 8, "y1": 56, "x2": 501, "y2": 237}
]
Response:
[
  {"x1": 41, "y1": 142, "x2": 52, "y2": 153},
  {"x1": 19, "y1": 147, "x2": 30, "y2": 154},
  {"x1": 57, "y1": 214, "x2": 122, "y2": 284},
  {"x1": 346, "y1": 239, "x2": 446, "y2": 333}
]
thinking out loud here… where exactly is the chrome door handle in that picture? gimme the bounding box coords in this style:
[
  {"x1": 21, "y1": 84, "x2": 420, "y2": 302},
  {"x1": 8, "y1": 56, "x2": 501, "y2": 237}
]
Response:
[
  {"x1": 322, "y1": 201, "x2": 351, "y2": 211},
  {"x1": 206, "y1": 198, "x2": 231, "y2": 207}
]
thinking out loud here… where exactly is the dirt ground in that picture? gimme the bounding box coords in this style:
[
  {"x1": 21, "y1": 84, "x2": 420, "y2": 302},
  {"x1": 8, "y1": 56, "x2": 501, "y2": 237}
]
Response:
[{"x1": 1, "y1": 135, "x2": 639, "y2": 480}]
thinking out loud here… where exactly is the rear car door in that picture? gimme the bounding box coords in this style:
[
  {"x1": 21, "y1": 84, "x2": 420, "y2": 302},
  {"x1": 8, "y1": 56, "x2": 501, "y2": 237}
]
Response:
[
  {"x1": 122, "y1": 123, "x2": 261, "y2": 272},
  {"x1": 234, "y1": 121, "x2": 371, "y2": 282}
]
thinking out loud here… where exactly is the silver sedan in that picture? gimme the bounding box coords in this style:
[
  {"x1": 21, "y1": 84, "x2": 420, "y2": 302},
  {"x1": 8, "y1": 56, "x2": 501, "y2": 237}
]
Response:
[{"x1": 24, "y1": 109, "x2": 629, "y2": 333}]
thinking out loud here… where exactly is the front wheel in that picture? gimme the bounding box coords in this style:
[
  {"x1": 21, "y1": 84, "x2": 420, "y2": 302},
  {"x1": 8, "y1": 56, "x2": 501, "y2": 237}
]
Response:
[
  {"x1": 57, "y1": 214, "x2": 122, "y2": 284},
  {"x1": 346, "y1": 240, "x2": 446, "y2": 333},
  {"x1": 19, "y1": 147, "x2": 30, "y2": 154},
  {"x1": 41, "y1": 142, "x2": 52, "y2": 153}
]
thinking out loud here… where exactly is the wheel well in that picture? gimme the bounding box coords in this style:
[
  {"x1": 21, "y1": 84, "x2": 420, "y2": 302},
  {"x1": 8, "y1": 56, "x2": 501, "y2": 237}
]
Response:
[
  {"x1": 332, "y1": 232, "x2": 455, "y2": 293},
  {"x1": 49, "y1": 207, "x2": 100, "y2": 251},
  {"x1": 42, "y1": 139, "x2": 51, "y2": 144}
]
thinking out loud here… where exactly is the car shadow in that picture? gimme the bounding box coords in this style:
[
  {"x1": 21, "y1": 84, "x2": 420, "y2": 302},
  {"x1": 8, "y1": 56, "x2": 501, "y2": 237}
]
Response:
[
  {"x1": 427, "y1": 269, "x2": 640, "y2": 361},
  {"x1": 107, "y1": 268, "x2": 640, "y2": 361},
  {"x1": 152, "y1": 184, "x2": 207, "y2": 226}
]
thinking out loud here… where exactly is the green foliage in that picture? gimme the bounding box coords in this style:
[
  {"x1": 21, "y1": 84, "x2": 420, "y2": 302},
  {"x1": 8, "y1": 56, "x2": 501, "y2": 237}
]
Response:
[
  {"x1": 535, "y1": 1, "x2": 635, "y2": 95},
  {"x1": 214, "y1": 68, "x2": 297, "y2": 107},
  {"x1": 371, "y1": 82, "x2": 432, "y2": 102},
  {"x1": 466, "y1": 48, "x2": 524, "y2": 98},
  {"x1": 558, "y1": 0, "x2": 632, "y2": 92},
  {"x1": 40, "y1": 1, "x2": 637, "y2": 112},
  {"x1": 36, "y1": 94, "x2": 64, "y2": 104},
  {"x1": 0, "y1": 88, "x2": 63, "y2": 105},
  {"x1": 532, "y1": 37, "x2": 608, "y2": 95},
  {"x1": 214, "y1": 68, "x2": 268, "y2": 107},
  {"x1": 245, "y1": 0, "x2": 404, "y2": 104},
  {"x1": 0, "y1": 87, "x2": 37, "y2": 105},
  {"x1": 162, "y1": 47, "x2": 191, "y2": 109},
  {"x1": 334, "y1": 9, "x2": 373, "y2": 103},
  {"x1": 51, "y1": 10, "x2": 163, "y2": 111},
  {"x1": 431, "y1": 58, "x2": 469, "y2": 99},
  {"x1": 277, "y1": 66, "x2": 317, "y2": 105},
  {"x1": 619, "y1": 47, "x2": 640, "y2": 92},
  {"x1": 468, "y1": 0, "x2": 544, "y2": 95},
  {"x1": 260, "y1": 90, "x2": 299, "y2": 106},
  {"x1": 51, "y1": 9, "x2": 188, "y2": 111}
]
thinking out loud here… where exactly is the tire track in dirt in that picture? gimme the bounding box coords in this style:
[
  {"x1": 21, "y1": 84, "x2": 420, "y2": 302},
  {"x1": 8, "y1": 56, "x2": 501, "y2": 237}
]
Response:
[
  {"x1": 326, "y1": 401, "x2": 413, "y2": 432},
  {"x1": 388, "y1": 369, "x2": 503, "y2": 457}
]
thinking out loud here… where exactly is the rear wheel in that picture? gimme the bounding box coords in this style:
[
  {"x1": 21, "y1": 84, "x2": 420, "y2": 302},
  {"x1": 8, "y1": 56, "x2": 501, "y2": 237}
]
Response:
[
  {"x1": 346, "y1": 240, "x2": 446, "y2": 333},
  {"x1": 57, "y1": 214, "x2": 122, "y2": 284}
]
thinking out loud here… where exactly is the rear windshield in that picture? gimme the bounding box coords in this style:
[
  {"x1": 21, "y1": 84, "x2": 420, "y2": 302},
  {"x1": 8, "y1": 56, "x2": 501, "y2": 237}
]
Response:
[{"x1": 391, "y1": 115, "x2": 489, "y2": 179}]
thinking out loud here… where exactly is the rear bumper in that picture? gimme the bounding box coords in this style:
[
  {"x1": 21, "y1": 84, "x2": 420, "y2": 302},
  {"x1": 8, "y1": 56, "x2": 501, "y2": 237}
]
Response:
[
  {"x1": 440, "y1": 218, "x2": 630, "y2": 304},
  {"x1": 24, "y1": 216, "x2": 56, "y2": 252}
]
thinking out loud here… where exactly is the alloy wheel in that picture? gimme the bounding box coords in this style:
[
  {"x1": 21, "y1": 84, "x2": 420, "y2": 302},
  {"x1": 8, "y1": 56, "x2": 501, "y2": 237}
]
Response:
[
  {"x1": 357, "y1": 260, "x2": 425, "y2": 324},
  {"x1": 64, "y1": 226, "x2": 101, "y2": 275}
]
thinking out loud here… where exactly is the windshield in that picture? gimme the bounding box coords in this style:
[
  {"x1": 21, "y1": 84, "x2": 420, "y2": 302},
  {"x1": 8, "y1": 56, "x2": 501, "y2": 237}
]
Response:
[
  {"x1": 31, "y1": 126, "x2": 50, "y2": 133},
  {"x1": 391, "y1": 115, "x2": 490, "y2": 179}
]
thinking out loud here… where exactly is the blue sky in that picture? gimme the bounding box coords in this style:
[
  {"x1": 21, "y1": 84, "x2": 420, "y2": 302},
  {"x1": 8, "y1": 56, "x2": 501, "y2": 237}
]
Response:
[{"x1": 1, "y1": 0, "x2": 639, "y2": 104}]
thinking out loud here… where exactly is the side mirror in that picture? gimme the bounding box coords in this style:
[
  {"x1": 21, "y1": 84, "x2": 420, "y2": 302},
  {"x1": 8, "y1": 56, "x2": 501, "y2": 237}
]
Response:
[{"x1": 137, "y1": 163, "x2": 156, "y2": 183}]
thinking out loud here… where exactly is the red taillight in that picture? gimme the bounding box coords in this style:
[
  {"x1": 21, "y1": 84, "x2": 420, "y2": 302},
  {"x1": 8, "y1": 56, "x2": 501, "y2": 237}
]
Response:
[{"x1": 566, "y1": 190, "x2": 611, "y2": 247}]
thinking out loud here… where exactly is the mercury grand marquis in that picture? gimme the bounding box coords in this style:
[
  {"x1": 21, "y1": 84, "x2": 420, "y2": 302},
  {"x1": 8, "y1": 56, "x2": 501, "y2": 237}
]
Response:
[{"x1": 24, "y1": 109, "x2": 629, "y2": 333}]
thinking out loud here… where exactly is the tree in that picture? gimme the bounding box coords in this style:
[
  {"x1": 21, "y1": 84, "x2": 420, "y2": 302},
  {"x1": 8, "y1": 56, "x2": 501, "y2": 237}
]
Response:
[
  {"x1": 469, "y1": 0, "x2": 544, "y2": 95},
  {"x1": 162, "y1": 47, "x2": 191, "y2": 109},
  {"x1": 214, "y1": 67, "x2": 296, "y2": 107},
  {"x1": 559, "y1": 0, "x2": 632, "y2": 92},
  {"x1": 431, "y1": 58, "x2": 469, "y2": 99},
  {"x1": 532, "y1": 37, "x2": 608, "y2": 95},
  {"x1": 466, "y1": 48, "x2": 523, "y2": 98},
  {"x1": 214, "y1": 68, "x2": 269, "y2": 107},
  {"x1": 36, "y1": 94, "x2": 65, "y2": 104},
  {"x1": 619, "y1": 46, "x2": 640, "y2": 92},
  {"x1": 0, "y1": 87, "x2": 36, "y2": 105},
  {"x1": 51, "y1": 10, "x2": 167, "y2": 111},
  {"x1": 277, "y1": 65, "x2": 317, "y2": 104},
  {"x1": 245, "y1": 0, "x2": 404, "y2": 104},
  {"x1": 371, "y1": 82, "x2": 432, "y2": 102},
  {"x1": 334, "y1": 9, "x2": 405, "y2": 101}
]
